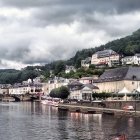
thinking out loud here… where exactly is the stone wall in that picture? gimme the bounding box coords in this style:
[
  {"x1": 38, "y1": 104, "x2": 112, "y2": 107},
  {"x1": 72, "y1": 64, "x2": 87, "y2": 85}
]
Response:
[{"x1": 76, "y1": 101, "x2": 140, "y2": 111}]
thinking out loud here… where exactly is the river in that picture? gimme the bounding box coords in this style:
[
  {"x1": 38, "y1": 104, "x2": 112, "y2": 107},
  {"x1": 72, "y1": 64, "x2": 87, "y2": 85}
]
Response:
[{"x1": 0, "y1": 102, "x2": 140, "y2": 140}]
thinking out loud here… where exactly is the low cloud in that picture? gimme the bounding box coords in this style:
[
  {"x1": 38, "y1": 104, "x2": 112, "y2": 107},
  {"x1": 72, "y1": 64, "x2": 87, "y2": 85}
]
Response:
[{"x1": 0, "y1": 0, "x2": 139, "y2": 69}]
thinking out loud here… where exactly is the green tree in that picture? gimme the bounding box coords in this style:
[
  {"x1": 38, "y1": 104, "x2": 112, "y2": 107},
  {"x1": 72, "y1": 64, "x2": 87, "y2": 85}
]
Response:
[
  {"x1": 50, "y1": 86, "x2": 70, "y2": 99},
  {"x1": 54, "y1": 61, "x2": 66, "y2": 75},
  {"x1": 89, "y1": 64, "x2": 95, "y2": 69}
]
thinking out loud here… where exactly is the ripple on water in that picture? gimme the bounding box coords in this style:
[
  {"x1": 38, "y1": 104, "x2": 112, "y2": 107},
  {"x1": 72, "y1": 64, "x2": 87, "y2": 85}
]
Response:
[{"x1": 0, "y1": 102, "x2": 140, "y2": 140}]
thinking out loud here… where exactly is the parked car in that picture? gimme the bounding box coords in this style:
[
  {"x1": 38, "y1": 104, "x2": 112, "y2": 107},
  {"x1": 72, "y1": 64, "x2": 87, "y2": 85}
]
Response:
[{"x1": 122, "y1": 105, "x2": 134, "y2": 111}]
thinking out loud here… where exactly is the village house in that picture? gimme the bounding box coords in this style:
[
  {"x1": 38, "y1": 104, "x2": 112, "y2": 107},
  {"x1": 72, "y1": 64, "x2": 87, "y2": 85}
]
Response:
[
  {"x1": 9, "y1": 83, "x2": 43, "y2": 95},
  {"x1": 81, "y1": 84, "x2": 99, "y2": 100},
  {"x1": 81, "y1": 57, "x2": 91, "y2": 68},
  {"x1": 0, "y1": 84, "x2": 11, "y2": 94},
  {"x1": 65, "y1": 65, "x2": 76, "y2": 73},
  {"x1": 29, "y1": 83, "x2": 43, "y2": 94},
  {"x1": 33, "y1": 75, "x2": 44, "y2": 83},
  {"x1": 0, "y1": 88, "x2": 9, "y2": 94},
  {"x1": 9, "y1": 84, "x2": 30, "y2": 95},
  {"x1": 121, "y1": 54, "x2": 140, "y2": 65},
  {"x1": 94, "y1": 66, "x2": 140, "y2": 93},
  {"x1": 91, "y1": 49, "x2": 120, "y2": 67},
  {"x1": 79, "y1": 76, "x2": 98, "y2": 84},
  {"x1": 67, "y1": 81, "x2": 84, "y2": 100},
  {"x1": 67, "y1": 81, "x2": 99, "y2": 100},
  {"x1": 41, "y1": 77, "x2": 76, "y2": 96},
  {"x1": 47, "y1": 77, "x2": 70, "y2": 94}
]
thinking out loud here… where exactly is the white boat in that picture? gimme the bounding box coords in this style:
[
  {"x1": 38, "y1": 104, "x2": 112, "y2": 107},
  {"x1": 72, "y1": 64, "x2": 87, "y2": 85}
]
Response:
[{"x1": 41, "y1": 98, "x2": 60, "y2": 107}]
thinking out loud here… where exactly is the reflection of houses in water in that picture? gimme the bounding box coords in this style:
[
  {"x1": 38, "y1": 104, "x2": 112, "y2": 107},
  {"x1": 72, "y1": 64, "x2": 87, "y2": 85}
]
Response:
[
  {"x1": 70, "y1": 113, "x2": 104, "y2": 140},
  {"x1": 70, "y1": 112, "x2": 82, "y2": 121},
  {"x1": 127, "y1": 117, "x2": 135, "y2": 136}
]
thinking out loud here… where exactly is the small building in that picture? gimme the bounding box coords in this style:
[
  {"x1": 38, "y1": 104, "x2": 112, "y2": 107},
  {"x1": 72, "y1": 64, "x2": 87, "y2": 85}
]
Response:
[
  {"x1": 81, "y1": 57, "x2": 91, "y2": 68},
  {"x1": 29, "y1": 83, "x2": 43, "y2": 94},
  {"x1": 0, "y1": 88, "x2": 9, "y2": 94},
  {"x1": 9, "y1": 83, "x2": 43, "y2": 95},
  {"x1": 33, "y1": 75, "x2": 44, "y2": 83},
  {"x1": 121, "y1": 56, "x2": 134, "y2": 65},
  {"x1": 121, "y1": 54, "x2": 140, "y2": 65},
  {"x1": 81, "y1": 84, "x2": 99, "y2": 100},
  {"x1": 9, "y1": 84, "x2": 30, "y2": 95},
  {"x1": 135, "y1": 54, "x2": 140, "y2": 65},
  {"x1": 79, "y1": 76, "x2": 98, "y2": 84},
  {"x1": 91, "y1": 49, "x2": 120, "y2": 67},
  {"x1": 65, "y1": 65, "x2": 76, "y2": 73},
  {"x1": 48, "y1": 77, "x2": 69, "y2": 93},
  {"x1": 67, "y1": 81, "x2": 84, "y2": 100}
]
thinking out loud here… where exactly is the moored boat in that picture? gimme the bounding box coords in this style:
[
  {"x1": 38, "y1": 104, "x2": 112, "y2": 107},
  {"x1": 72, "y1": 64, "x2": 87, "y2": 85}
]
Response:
[{"x1": 41, "y1": 97, "x2": 60, "y2": 107}]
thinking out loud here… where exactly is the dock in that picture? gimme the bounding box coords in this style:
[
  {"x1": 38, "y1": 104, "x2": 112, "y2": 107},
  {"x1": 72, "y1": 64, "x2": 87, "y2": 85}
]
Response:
[{"x1": 58, "y1": 103, "x2": 140, "y2": 117}]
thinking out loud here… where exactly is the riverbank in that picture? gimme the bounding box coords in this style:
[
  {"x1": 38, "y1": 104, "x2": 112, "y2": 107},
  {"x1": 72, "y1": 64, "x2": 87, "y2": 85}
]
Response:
[{"x1": 58, "y1": 103, "x2": 140, "y2": 117}]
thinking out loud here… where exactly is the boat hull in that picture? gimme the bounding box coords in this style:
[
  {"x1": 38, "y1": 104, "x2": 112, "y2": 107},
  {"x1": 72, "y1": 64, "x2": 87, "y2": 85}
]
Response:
[{"x1": 41, "y1": 100, "x2": 59, "y2": 107}]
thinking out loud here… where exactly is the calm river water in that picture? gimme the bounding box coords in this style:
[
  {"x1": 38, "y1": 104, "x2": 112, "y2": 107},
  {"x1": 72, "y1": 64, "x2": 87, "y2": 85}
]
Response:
[{"x1": 0, "y1": 102, "x2": 140, "y2": 140}]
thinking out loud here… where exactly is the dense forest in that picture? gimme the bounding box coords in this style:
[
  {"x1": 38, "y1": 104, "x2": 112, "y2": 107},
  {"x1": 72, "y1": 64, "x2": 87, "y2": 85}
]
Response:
[
  {"x1": 0, "y1": 68, "x2": 41, "y2": 84},
  {"x1": 1, "y1": 29, "x2": 140, "y2": 84}
]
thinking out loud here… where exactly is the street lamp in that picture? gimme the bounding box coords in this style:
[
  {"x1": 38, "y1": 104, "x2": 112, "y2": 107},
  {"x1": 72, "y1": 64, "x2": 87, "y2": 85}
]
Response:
[
  {"x1": 132, "y1": 75, "x2": 137, "y2": 113},
  {"x1": 135, "y1": 92, "x2": 137, "y2": 114}
]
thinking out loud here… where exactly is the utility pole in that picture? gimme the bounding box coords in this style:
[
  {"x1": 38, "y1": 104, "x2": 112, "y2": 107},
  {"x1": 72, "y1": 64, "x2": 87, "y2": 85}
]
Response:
[{"x1": 135, "y1": 93, "x2": 136, "y2": 114}]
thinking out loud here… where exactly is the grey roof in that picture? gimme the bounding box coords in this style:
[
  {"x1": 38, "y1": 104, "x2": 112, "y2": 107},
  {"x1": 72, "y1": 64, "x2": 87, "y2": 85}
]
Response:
[
  {"x1": 84, "y1": 84, "x2": 99, "y2": 89},
  {"x1": 67, "y1": 81, "x2": 84, "y2": 91},
  {"x1": 95, "y1": 49, "x2": 117, "y2": 58},
  {"x1": 122, "y1": 56, "x2": 133, "y2": 59},
  {"x1": 68, "y1": 81, "x2": 83, "y2": 86},
  {"x1": 11, "y1": 83, "x2": 43, "y2": 88},
  {"x1": 135, "y1": 53, "x2": 140, "y2": 57},
  {"x1": 124, "y1": 67, "x2": 140, "y2": 80},
  {"x1": 81, "y1": 57, "x2": 91, "y2": 64},
  {"x1": 80, "y1": 77, "x2": 94, "y2": 80},
  {"x1": 95, "y1": 66, "x2": 140, "y2": 83}
]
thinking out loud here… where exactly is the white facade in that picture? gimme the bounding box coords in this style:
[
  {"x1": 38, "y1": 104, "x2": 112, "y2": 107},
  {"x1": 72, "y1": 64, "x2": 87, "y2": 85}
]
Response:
[
  {"x1": 9, "y1": 84, "x2": 43, "y2": 95},
  {"x1": 9, "y1": 86, "x2": 30, "y2": 95},
  {"x1": 48, "y1": 77, "x2": 69, "y2": 93},
  {"x1": 121, "y1": 56, "x2": 135, "y2": 65},
  {"x1": 79, "y1": 76, "x2": 98, "y2": 84},
  {"x1": 81, "y1": 86, "x2": 99, "y2": 100},
  {"x1": 69, "y1": 90, "x2": 82, "y2": 100},
  {"x1": 65, "y1": 66, "x2": 76, "y2": 73},
  {"x1": 95, "y1": 80, "x2": 140, "y2": 93},
  {"x1": 81, "y1": 57, "x2": 91, "y2": 68},
  {"x1": 0, "y1": 88, "x2": 9, "y2": 94},
  {"x1": 121, "y1": 54, "x2": 140, "y2": 65}
]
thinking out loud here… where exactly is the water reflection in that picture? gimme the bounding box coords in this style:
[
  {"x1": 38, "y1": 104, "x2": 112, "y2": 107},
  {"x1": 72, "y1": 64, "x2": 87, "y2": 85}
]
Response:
[
  {"x1": 0, "y1": 102, "x2": 140, "y2": 140},
  {"x1": 69, "y1": 113, "x2": 104, "y2": 140}
]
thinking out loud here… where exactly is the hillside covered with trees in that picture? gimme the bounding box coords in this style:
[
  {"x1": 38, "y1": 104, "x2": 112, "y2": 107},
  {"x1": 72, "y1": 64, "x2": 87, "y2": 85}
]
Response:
[{"x1": 67, "y1": 29, "x2": 140, "y2": 68}]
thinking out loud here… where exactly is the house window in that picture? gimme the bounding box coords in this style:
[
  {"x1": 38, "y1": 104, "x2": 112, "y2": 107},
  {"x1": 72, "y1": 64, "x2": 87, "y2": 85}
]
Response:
[{"x1": 132, "y1": 82, "x2": 135, "y2": 85}]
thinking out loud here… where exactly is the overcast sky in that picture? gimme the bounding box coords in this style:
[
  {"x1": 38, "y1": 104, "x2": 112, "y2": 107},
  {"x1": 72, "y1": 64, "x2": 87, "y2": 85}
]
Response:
[{"x1": 0, "y1": 0, "x2": 140, "y2": 69}]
